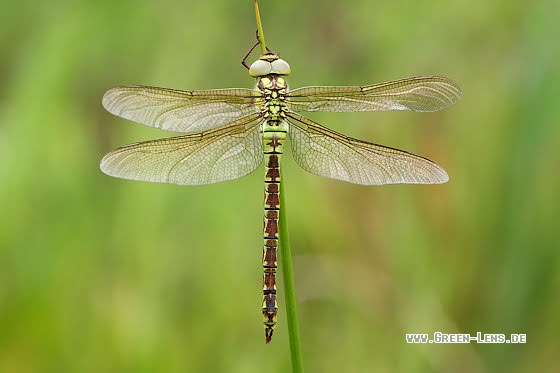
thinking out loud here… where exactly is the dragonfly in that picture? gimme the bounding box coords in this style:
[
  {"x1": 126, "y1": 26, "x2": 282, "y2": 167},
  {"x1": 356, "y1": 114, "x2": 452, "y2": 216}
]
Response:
[{"x1": 100, "y1": 48, "x2": 461, "y2": 343}]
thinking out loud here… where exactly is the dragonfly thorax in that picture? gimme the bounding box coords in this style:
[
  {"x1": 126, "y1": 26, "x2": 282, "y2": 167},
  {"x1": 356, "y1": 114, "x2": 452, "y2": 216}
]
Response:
[
  {"x1": 249, "y1": 52, "x2": 291, "y2": 77},
  {"x1": 257, "y1": 75, "x2": 289, "y2": 121}
]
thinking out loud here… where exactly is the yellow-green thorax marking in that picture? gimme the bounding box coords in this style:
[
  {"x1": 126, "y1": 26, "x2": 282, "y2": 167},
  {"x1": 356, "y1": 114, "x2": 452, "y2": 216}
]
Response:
[{"x1": 250, "y1": 52, "x2": 290, "y2": 343}]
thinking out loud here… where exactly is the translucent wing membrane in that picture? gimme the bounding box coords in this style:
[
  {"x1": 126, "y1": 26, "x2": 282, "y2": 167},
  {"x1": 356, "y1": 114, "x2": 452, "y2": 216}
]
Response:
[
  {"x1": 100, "y1": 114, "x2": 264, "y2": 185},
  {"x1": 103, "y1": 85, "x2": 261, "y2": 133},
  {"x1": 288, "y1": 76, "x2": 461, "y2": 113},
  {"x1": 286, "y1": 113, "x2": 448, "y2": 185}
]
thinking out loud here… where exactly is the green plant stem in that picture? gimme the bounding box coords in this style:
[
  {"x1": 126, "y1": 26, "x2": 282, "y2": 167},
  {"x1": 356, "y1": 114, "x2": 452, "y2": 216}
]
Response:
[
  {"x1": 279, "y1": 178, "x2": 304, "y2": 373},
  {"x1": 254, "y1": 2, "x2": 303, "y2": 369},
  {"x1": 254, "y1": 0, "x2": 267, "y2": 54}
]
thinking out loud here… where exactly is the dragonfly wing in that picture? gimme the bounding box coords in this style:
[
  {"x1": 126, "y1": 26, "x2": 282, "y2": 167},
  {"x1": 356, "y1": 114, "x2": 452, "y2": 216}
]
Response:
[
  {"x1": 103, "y1": 85, "x2": 262, "y2": 133},
  {"x1": 288, "y1": 76, "x2": 461, "y2": 113},
  {"x1": 100, "y1": 113, "x2": 264, "y2": 185},
  {"x1": 286, "y1": 113, "x2": 448, "y2": 185}
]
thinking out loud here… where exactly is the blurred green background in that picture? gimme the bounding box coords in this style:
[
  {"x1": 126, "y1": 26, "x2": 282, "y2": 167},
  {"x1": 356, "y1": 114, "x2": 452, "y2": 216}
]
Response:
[{"x1": 1, "y1": 0, "x2": 559, "y2": 372}]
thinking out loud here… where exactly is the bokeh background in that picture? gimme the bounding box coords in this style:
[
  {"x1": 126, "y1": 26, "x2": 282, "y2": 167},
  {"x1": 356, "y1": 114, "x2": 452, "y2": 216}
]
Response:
[{"x1": 1, "y1": 0, "x2": 558, "y2": 372}]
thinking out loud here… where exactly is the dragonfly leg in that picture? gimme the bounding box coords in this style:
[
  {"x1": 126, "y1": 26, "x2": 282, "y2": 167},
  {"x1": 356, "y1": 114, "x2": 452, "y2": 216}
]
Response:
[
  {"x1": 242, "y1": 30, "x2": 272, "y2": 69},
  {"x1": 242, "y1": 39, "x2": 260, "y2": 70}
]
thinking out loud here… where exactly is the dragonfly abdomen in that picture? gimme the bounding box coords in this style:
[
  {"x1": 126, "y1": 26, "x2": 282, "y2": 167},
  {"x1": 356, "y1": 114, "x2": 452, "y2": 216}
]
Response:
[{"x1": 261, "y1": 117, "x2": 286, "y2": 343}]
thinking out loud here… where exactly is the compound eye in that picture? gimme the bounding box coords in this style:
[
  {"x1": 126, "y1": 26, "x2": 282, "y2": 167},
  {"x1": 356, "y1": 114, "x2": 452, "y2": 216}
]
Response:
[
  {"x1": 271, "y1": 59, "x2": 291, "y2": 75},
  {"x1": 249, "y1": 60, "x2": 271, "y2": 77}
]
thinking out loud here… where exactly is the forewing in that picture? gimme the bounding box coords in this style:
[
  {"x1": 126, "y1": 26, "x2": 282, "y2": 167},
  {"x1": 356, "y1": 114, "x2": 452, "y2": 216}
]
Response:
[
  {"x1": 288, "y1": 76, "x2": 461, "y2": 113},
  {"x1": 286, "y1": 113, "x2": 448, "y2": 185},
  {"x1": 102, "y1": 85, "x2": 262, "y2": 133},
  {"x1": 100, "y1": 114, "x2": 264, "y2": 185}
]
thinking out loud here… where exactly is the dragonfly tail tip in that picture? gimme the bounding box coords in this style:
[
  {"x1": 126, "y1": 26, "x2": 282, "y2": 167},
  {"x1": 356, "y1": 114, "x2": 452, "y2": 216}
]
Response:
[{"x1": 265, "y1": 330, "x2": 273, "y2": 344}]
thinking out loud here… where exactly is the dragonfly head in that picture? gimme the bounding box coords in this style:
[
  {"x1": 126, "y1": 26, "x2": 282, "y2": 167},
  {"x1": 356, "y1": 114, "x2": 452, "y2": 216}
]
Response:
[{"x1": 249, "y1": 52, "x2": 291, "y2": 77}]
